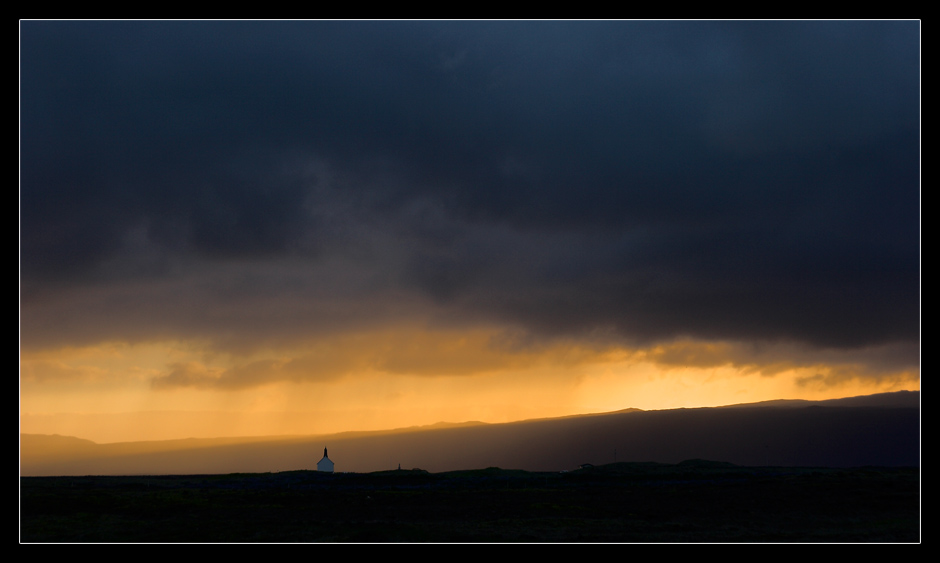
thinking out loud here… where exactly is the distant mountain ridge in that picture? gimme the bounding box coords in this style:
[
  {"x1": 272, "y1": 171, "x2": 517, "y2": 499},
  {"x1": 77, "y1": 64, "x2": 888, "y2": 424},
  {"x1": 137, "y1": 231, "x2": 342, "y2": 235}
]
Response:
[
  {"x1": 719, "y1": 390, "x2": 919, "y2": 409},
  {"x1": 20, "y1": 391, "x2": 919, "y2": 476}
]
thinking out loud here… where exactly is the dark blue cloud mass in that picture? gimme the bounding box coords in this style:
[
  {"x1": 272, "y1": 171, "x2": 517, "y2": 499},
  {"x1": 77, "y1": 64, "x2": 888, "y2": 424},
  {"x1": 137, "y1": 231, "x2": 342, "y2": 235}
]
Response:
[{"x1": 20, "y1": 21, "x2": 920, "y2": 354}]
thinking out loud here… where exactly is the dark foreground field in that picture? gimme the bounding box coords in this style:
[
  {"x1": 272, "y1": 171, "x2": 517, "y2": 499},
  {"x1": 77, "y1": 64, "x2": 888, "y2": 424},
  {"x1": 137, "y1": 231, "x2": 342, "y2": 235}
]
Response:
[{"x1": 20, "y1": 461, "x2": 919, "y2": 542}]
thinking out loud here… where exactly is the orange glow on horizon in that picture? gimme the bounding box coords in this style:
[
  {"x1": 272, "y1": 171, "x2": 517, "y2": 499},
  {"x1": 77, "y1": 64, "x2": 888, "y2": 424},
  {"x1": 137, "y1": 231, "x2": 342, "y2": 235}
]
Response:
[{"x1": 20, "y1": 330, "x2": 920, "y2": 444}]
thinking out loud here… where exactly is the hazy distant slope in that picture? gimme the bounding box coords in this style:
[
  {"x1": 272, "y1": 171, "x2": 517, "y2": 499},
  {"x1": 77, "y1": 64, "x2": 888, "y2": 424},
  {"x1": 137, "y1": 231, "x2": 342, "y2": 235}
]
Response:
[
  {"x1": 721, "y1": 390, "x2": 920, "y2": 409},
  {"x1": 20, "y1": 391, "x2": 919, "y2": 475},
  {"x1": 815, "y1": 391, "x2": 920, "y2": 408}
]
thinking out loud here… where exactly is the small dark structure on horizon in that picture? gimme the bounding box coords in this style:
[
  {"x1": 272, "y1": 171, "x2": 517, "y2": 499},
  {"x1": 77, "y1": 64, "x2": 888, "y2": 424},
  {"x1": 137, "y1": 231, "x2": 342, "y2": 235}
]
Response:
[{"x1": 317, "y1": 447, "x2": 334, "y2": 473}]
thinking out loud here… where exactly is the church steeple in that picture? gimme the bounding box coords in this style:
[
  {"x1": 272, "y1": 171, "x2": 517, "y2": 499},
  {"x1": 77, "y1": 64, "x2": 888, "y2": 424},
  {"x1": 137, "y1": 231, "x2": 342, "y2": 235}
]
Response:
[{"x1": 317, "y1": 446, "x2": 334, "y2": 473}]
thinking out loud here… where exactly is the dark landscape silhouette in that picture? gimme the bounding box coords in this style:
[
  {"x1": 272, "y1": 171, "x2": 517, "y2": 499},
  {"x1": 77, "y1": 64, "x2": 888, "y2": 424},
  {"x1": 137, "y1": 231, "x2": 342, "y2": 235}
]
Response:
[{"x1": 20, "y1": 391, "x2": 919, "y2": 476}]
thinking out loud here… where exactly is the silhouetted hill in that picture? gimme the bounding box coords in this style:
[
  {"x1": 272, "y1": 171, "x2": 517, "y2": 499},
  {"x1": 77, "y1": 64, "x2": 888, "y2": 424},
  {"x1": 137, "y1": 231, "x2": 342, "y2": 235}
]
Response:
[
  {"x1": 20, "y1": 391, "x2": 919, "y2": 475},
  {"x1": 21, "y1": 462, "x2": 920, "y2": 542}
]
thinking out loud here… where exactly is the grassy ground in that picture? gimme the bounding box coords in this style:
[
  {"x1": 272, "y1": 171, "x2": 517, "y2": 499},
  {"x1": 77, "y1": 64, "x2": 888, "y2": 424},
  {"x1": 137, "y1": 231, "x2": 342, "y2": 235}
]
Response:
[{"x1": 19, "y1": 461, "x2": 920, "y2": 542}]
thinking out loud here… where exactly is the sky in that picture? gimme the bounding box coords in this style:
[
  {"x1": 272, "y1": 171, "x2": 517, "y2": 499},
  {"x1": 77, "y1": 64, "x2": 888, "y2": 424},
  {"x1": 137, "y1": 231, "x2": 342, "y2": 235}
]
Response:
[{"x1": 20, "y1": 21, "x2": 920, "y2": 443}]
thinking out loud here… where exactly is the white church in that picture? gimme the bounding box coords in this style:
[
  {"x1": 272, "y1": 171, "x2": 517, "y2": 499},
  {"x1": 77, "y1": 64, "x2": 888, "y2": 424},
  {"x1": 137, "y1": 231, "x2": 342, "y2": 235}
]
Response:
[{"x1": 317, "y1": 447, "x2": 334, "y2": 473}]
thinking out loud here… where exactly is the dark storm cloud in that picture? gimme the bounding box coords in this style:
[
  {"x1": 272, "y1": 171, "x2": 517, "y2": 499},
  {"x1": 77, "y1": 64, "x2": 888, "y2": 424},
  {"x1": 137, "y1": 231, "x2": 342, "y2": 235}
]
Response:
[{"x1": 20, "y1": 21, "x2": 920, "y2": 355}]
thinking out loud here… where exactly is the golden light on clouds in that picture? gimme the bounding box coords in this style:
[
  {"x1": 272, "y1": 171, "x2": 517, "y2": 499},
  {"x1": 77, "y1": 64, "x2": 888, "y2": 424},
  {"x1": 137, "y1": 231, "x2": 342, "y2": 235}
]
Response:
[{"x1": 20, "y1": 327, "x2": 919, "y2": 444}]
